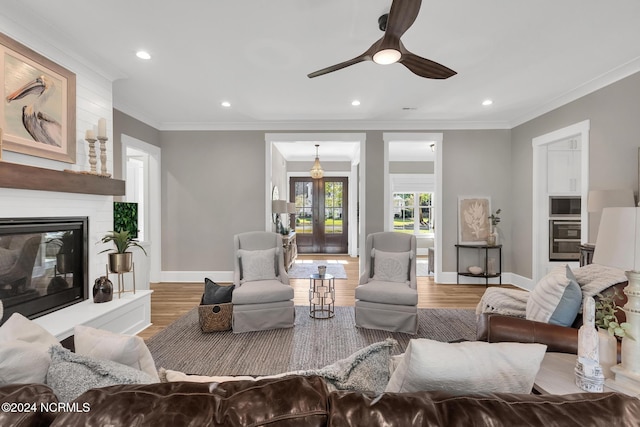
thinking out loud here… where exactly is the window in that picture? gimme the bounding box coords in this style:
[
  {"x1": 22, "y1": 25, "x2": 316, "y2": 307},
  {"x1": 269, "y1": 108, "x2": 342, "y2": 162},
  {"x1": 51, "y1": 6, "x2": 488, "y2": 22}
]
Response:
[{"x1": 393, "y1": 192, "x2": 433, "y2": 235}]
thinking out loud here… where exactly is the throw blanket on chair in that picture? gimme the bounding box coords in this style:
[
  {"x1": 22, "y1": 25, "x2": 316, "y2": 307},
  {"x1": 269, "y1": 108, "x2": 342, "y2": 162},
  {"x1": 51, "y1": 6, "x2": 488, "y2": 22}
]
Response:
[
  {"x1": 475, "y1": 264, "x2": 627, "y2": 318},
  {"x1": 476, "y1": 288, "x2": 529, "y2": 317},
  {"x1": 572, "y1": 263, "x2": 628, "y2": 298}
]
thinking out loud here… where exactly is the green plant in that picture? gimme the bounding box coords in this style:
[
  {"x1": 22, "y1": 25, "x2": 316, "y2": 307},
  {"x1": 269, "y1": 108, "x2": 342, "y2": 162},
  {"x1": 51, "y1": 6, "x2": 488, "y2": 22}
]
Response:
[
  {"x1": 595, "y1": 289, "x2": 632, "y2": 339},
  {"x1": 99, "y1": 230, "x2": 147, "y2": 255},
  {"x1": 488, "y1": 208, "x2": 502, "y2": 227},
  {"x1": 113, "y1": 202, "x2": 138, "y2": 238}
]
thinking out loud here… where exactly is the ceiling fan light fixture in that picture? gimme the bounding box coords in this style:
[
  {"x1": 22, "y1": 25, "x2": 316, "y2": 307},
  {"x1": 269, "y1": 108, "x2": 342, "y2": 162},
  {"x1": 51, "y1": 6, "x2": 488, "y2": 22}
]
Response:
[
  {"x1": 310, "y1": 144, "x2": 324, "y2": 179},
  {"x1": 373, "y1": 49, "x2": 401, "y2": 65}
]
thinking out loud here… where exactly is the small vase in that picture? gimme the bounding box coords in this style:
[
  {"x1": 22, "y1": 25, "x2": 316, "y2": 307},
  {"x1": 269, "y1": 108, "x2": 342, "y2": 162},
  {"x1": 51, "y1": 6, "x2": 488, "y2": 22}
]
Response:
[
  {"x1": 598, "y1": 329, "x2": 618, "y2": 379},
  {"x1": 93, "y1": 276, "x2": 113, "y2": 303}
]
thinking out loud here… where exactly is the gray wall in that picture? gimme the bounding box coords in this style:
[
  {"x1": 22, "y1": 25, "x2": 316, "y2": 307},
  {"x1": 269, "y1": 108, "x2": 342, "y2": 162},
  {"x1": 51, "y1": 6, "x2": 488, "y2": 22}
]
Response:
[
  {"x1": 441, "y1": 130, "x2": 512, "y2": 272},
  {"x1": 389, "y1": 161, "x2": 435, "y2": 174},
  {"x1": 160, "y1": 131, "x2": 266, "y2": 271},
  {"x1": 510, "y1": 71, "x2": 640, "y2": 278}
]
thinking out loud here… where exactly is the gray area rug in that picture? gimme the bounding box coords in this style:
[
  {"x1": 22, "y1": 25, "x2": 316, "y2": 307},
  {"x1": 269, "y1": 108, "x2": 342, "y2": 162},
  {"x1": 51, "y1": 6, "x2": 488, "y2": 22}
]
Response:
[
  {"x1": 146, "y1": 306, "x2": 476, "y2": 376},
  {"x1": 287, "y1": 261, "x2": 347, "y2": 279}
]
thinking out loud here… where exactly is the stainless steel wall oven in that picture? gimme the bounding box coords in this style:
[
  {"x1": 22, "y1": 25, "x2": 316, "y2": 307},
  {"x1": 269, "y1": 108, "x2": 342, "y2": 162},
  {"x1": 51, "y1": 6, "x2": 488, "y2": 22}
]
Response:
[{"x1": 549, "y1": 220, "x2": 581, "y2": 260}]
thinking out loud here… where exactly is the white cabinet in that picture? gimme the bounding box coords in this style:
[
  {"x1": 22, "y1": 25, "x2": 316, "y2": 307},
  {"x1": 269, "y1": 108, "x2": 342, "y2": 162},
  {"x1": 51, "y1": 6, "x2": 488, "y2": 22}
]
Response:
[{"x1": 547, "y1": 138, "x2": 581, "y2": 194}]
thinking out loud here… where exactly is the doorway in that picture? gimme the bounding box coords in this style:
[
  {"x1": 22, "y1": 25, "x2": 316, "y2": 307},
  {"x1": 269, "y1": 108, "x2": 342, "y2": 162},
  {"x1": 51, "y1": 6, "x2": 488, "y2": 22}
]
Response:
[
  {"x1": 121, "y1": 134, "x2": 162, "y2": 283},
  {"x1": 291, "y1": 177, "x2": 348, "y2": 254}
]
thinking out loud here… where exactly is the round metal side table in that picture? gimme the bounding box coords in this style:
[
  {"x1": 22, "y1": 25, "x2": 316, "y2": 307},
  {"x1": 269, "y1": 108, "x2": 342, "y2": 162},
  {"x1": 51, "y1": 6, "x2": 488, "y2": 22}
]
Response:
[{"x1": 309, "y1": 273, "x2": 335, "y2": 319}]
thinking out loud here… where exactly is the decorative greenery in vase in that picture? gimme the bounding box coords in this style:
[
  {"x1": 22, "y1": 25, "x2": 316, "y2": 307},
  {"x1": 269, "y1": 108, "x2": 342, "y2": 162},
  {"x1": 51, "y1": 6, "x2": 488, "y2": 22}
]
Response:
[
  {"x1": 488, "y1": 208, "x2": 501, "y2": 233},
  {"x1": 595, "y1": 289, "x2": 632, "y2": 339},
  {"x1": 99, "y1": 230, "x2": 147, "y2": 255}
]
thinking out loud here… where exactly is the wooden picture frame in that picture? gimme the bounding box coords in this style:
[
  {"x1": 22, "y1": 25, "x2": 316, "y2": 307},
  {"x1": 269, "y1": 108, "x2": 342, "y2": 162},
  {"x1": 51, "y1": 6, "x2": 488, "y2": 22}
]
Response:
[
  {"x1": 0, "y1": 32, "x2": 76, "y2": 163},
  {"x1": 458, "y1": 196, "x2": 491, "y2": 245}
]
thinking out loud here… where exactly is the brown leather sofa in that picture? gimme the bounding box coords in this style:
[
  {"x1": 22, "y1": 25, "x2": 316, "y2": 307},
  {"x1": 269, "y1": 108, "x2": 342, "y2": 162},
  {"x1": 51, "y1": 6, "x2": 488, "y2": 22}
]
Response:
[
  {"x1": 477, "y1": 281, "x2": 628, "y2": 355},
  {"x1": 2, "y1": 375, "x2": 639, "y2": 427}
]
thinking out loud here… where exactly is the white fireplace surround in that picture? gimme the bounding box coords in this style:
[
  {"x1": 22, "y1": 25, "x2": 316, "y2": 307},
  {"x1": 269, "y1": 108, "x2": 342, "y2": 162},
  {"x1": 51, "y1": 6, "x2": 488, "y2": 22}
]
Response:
[{"x1": 0, "y1": 188, "x2": 152, "y2": 338}]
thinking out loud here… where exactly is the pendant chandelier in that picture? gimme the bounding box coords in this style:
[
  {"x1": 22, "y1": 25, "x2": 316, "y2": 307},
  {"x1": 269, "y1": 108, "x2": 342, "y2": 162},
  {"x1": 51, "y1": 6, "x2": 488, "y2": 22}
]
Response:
[{"x1": 310, "y1": 144, "x2": 324, "y2": 179}]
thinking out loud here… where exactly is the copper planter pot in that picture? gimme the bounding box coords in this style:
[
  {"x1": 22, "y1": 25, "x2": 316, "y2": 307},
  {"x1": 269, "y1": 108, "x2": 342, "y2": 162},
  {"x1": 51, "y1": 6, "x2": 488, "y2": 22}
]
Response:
[{"x1": 108, "y1": 252, "x2": 133, "y2": 273}]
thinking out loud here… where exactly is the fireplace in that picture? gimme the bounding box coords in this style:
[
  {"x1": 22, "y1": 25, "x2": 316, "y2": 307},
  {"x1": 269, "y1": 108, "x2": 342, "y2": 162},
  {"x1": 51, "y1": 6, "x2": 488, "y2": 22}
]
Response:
[{"x1": 0, "y1": 217, "x2": 88, "y2": 324}]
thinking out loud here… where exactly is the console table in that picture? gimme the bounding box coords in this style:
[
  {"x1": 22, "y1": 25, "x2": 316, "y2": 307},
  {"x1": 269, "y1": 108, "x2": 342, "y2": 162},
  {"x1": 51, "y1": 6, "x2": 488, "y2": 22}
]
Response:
[
  {"x1": 281, "y1": 231, "x2": 297, "y2": 272},
  {"x1": 455, "y1": 244, "x2": 502, "y2": 285}
]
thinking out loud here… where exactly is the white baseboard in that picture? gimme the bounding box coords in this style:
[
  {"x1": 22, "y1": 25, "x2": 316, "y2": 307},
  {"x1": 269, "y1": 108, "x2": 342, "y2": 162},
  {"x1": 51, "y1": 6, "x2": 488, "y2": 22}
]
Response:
[
  {"x1": 159, "y1": 269, "x2": 534, "y2": 290},
  {"x1": 161, "y1": 270, "x2": 234, "y2": 283},
  {"x1": 439, "y1": 271, "x2": 532, "y2": 290}
]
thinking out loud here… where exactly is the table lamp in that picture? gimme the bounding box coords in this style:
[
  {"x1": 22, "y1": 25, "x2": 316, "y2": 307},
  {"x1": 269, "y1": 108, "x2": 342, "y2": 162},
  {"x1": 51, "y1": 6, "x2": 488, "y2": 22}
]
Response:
[
  {"x1": 587, "y1": 189, "x2": 635, "y2": 245},
  {"x1": 272, "y1": 200, "x2": 288, "y2": 234},
  {"x1": 593, "y1": 207, "x2": 640, "y2": 394}
]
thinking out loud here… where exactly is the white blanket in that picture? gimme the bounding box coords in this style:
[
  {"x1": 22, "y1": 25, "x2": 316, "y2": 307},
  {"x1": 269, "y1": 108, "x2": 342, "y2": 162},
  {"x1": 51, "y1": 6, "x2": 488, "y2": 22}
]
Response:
[
  {"x1": 476, "y1": 287, "x2": 529, "y2": 317},
  {"x1": 572, "y1": 263, "x2": 627, "y2": 298},
  {"x1": 475, "y1": 263, "x2": 628, "y2": 318}
]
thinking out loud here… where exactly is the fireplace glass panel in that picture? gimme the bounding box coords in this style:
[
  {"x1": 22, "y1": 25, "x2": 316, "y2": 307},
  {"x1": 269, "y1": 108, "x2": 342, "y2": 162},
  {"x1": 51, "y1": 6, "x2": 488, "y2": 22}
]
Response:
[{"x1": 0, "y1": 217, "x2": 88, "y2": 323}]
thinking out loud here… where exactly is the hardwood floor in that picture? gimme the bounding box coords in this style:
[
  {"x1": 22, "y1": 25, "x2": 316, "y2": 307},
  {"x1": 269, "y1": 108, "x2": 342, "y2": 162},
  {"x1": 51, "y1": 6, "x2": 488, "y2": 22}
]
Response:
[{"x1": 137, "y1": 254, "x2": 504, "y2": 340}]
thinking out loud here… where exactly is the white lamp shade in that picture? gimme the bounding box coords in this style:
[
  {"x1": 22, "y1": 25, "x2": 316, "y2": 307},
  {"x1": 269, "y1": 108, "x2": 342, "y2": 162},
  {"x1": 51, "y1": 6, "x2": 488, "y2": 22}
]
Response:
[
  {"x1": 593, "y1": 207, "x2": 640, "y2": 271},
  {"x1": 272, "y1": 199, "x2": 288, "y2": 214},
  {"x1": 587, "y1": 189, "x2": 635, "y2": 212},
  {"x1": 286, "y1": 202, "x2": 296, "y2": 214}
]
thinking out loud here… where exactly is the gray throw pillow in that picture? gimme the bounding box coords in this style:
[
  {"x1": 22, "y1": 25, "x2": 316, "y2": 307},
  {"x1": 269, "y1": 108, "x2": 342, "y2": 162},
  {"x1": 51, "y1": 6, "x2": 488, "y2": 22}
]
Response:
[
  {"x1": 238, "y1": 248, "x2": 277, "y2": 283},
  {"x1": 46, "y1": 345, "x2": 156, "y2": 402},
  {"x1": 203, "y1": 278, "x2": 234, "y2": 304},
  {"x1": 296, "y1": 338, "x2": 396, "y2": 393}
]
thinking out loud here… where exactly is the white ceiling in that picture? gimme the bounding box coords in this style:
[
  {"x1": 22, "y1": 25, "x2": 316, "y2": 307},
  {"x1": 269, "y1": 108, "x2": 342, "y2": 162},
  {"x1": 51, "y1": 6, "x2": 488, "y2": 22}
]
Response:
[{"x1": 4, "y1": 0, "x2": 640, "y2": 131}]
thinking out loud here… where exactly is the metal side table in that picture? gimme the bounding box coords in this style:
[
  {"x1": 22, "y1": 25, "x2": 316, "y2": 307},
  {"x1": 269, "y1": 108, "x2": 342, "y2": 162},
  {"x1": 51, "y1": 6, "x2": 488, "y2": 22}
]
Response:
[{"x1": 309, "y1": 273, "x2": 335, "y2": 319}]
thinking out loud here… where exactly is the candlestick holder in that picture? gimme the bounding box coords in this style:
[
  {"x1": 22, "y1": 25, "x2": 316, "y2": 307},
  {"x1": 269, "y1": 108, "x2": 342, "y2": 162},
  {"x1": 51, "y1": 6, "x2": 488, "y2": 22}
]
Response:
[
  {"x1": 97, "y1": 136, "x2": 111, "y2": 177},
  {"x1": 85, "y1": 137, "x2": 97, "y2": 174}
]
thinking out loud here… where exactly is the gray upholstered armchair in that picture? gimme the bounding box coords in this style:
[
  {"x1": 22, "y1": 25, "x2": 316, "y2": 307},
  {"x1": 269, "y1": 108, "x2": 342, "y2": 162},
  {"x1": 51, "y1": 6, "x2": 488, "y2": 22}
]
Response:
[
  {"x1": 355, "y1": 232, "x2": 418, "y2": 334},
  {"x1": 232, "y1": 231, "x2": 295, "y2": 333}
]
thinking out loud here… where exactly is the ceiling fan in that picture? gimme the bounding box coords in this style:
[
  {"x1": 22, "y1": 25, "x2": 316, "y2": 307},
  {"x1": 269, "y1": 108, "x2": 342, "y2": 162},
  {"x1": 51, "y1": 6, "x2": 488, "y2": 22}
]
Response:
[{"x1": 307, "y1": 0, "x2": 456, "y2": 79}]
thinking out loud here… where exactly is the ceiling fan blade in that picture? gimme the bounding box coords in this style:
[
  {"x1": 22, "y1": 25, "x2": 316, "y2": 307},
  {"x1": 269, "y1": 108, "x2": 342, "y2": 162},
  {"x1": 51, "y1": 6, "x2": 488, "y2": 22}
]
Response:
[
  {"x1": 385, "y1": 0, "x2": 422, "y2": 39},
  {"x1": 400, "y1": 52, "x2": 456, "y2": 79},
  {"x1": 307, "y1": 52, "x2": 370, "y2": 78}
]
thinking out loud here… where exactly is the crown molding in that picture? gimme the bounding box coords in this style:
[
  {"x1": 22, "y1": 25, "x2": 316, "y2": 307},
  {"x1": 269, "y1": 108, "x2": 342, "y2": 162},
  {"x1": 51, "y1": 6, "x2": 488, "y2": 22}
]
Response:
[
  {"x1": 156, "y1": 119, "x2": 512, "y2": 132},
  {"x1": 509, "y1": 55, "x2": 640, "y2": 128}
]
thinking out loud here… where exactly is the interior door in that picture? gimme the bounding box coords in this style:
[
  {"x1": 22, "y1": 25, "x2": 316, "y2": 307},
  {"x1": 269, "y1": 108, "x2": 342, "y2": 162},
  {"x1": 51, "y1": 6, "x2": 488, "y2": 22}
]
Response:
[{"x1": 290, "y1": 177, "x2": 348, "y2": 254}]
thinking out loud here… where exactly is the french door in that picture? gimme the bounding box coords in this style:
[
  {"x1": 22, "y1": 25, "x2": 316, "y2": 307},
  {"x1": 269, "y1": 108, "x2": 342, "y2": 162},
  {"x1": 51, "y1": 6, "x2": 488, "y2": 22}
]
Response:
[{"x1": 290, "y1": 177, "x2": 348, "y2": 254}]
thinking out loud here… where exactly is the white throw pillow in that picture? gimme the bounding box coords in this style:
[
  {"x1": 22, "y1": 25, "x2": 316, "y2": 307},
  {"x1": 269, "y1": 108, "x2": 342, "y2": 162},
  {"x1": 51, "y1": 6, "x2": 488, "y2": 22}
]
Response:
[
  {"x1": 0, "y1": 313, "x2": 60, "y2": 385},
  {"x1": 526, "y1": 264, "x2": 582, "y2": 326},
  {"x1": 159, "y1": 368, "x2": 288, "y2": 383},
  {"x1": 0, "y1": 313, "x2": 58, "y2": 348},
  {"x1": 372, "y1": 249, "x2": 412, "y2": 283},
  {"x1": 74, "y1": 325, "x2": 159, "y2": 381},
  {"x1": 238, "y1": 248, "x2": 277, "y2": 283},
  {"x1": 385, "y1": 339, "x2": 547, "y2": 394},
  {"x1": 0, "y1": 340, "x2": 54, "y2": 384}
]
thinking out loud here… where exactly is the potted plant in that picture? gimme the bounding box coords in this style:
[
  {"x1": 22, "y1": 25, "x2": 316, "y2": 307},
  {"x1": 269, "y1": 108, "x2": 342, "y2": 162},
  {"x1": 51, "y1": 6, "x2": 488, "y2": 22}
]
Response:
[
  {"x1": 595, "y1": 289, "x2": 631, "y2": 339},
  {"x1": 99, "y1": 230, "x2": 147, "y2": 273},
  {"x1": 594, "y1": 289, "x2": 632, "y2": 378}
]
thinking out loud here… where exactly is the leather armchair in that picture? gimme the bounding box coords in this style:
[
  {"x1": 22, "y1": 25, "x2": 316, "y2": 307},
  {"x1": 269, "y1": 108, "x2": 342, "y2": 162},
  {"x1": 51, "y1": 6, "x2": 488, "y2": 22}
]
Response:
[{"x1": 478, "y1": 281, "x2": 627, "y2": 358}]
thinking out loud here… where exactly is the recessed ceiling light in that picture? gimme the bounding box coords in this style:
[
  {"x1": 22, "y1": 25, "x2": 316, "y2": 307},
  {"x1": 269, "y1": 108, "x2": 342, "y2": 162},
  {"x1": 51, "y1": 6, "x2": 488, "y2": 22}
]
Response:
[
  {"x1": 351, "y1": 100, "x2": 361, "y2": 106},
  {"x1": 221, "y1": 101, "x2": 231, "y2": 108},
  {"x1": 482, "y1": 99, "x2": 493, "y2": 106},
  {"x1": 136, "y1": 50, "x2": 151, "y2": 60}
]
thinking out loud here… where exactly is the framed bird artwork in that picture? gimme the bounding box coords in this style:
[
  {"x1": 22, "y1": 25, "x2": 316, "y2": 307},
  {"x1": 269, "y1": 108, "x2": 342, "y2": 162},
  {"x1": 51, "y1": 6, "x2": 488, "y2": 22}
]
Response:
[{"x1": 0, "y1": 32, "x2": 76, "y2": 163}]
